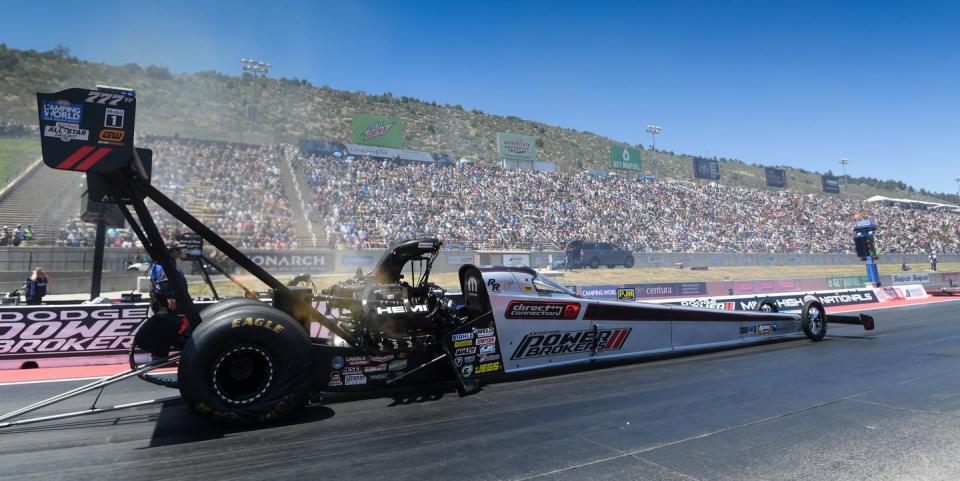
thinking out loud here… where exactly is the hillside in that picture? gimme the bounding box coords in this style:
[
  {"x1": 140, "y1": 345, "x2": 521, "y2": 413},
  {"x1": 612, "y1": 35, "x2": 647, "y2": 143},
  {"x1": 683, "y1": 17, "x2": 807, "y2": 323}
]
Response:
[{"x1": 0, "y1": 44, "x2": 954, "y2": 204}]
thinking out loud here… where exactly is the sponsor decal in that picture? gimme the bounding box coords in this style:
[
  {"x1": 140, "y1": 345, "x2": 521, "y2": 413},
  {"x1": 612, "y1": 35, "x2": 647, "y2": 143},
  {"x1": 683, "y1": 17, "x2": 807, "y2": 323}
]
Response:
[
  {"x1": 463, "y1": 355, "x2": 476, "y2": 363},
  {"x1": 676, "y1": 298, "x2": 736, "y2": 310},
  {"x1": 388, "y1": 360, "x2": 407, "y2": 371},
  {"x1": 475, "y1": 336, "x2": 496, "y2": 346},
  {"x1": 827, "y1": 276, "x2": 870, "y2": 289},
  {"x1": 505, "y1": 301, "x2": 581, "y2": 320},
  {"x1": 479, "y1": 353, "x2": 501, "y2": 363},
  {"x1": 452, "y1": 332, "x2": 474, "y2": 341},
  {"x1": 369, "y1": 354, "x2": 394, "y2": 363},
  {"x1": 461, "y1": 365, "x2": 474, "y2": 378},
  {"x1": 328, "y1": 373, "x2": 342, "y2": 387},
  {"x1": 741, "y1": 324, "x2": 776, "y2": 336},
  {"x1": 487, "y1": 278, "x2": 501, "y2": 292},
  {"x1": 474, "y1": 327, "x2": 495, "y2": 337},
  {"x1": 479, "y1": 345, "x2": 496, "y2": 354},
  {"x1": 417, "y1": 241, "x2": 435, "y2": 249},
  {"x1": 476, "y1": 362, "x2": 501, "y2": 374},
  {"x1": 229, "y1": 316, "x2": 285, "y2": 334},
  {"x1": 344, "y1": 374, "x2": 367, "y2": 386},
  {"x1": 103, "y1": 107, "x2": 125, "y2": 128},
  {"x1": 368, "y1": 373, "x2": 390, "y2": 381},
  {"x1": 331, "y1": 356, "x2": 345, "y2": 370},
  {"x1": 455, "y1": 356, "x2": 464, "y2": 367},
  {"x1": 41, "y1": 100, "x2": 83, "y2": 124},
  {"x1": 511, "y1": 328, "x2": 631, "y2": 360},
  {"x1": 906, "y1": 286, "x2": 926, "y2": 298},
  {"x1": 364, "y1": 364, "x2": 386, "y2": 373},
  {"x1": 346, "y1": 356, "x2": 368, "y2": 366},
  {"x1": 455, "y1": 347, "x2": 477, "y2": 356},
  {"x1": 44, "y1": 123, "x2": 89, "y2": 142},
  {"x1": 454, "y1": 339, "x2": 473, "y2": 348},
  {"x1": 84, "y1": 91, "x2": 132, "y2": 105},
  {"x1": 376, "y1": 305, "x2": 428, "y2": 315},
  {"x1": 466, "y1": 276, "x2": 480, "y2": 297},
  {"x1": 342, "y1": 366, "x2": 363, "y2": 374},
  {"x1": 617, "y1": 288, "x2": 636, "y2": 301}
]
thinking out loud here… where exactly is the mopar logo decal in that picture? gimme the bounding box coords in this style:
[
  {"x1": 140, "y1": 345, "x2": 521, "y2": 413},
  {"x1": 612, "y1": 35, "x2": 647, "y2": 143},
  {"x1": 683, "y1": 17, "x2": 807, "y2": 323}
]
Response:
[
  {"x1": 466, "y1": 276, "x2": 479, "y2": 297},
  {"x1": 505, "y1": 301, "x2": 581, "y2": 320},
  {"x1": 510, "y1": 328, "x2": 631, "y2": 360}
]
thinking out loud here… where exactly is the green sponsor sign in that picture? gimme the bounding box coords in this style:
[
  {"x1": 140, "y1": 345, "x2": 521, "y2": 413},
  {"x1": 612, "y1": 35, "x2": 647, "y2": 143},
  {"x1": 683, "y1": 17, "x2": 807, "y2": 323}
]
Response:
[
  {"x1": 826, "y1": 276, "x2": 870, "y2": 289},
  {"x1": 496, "y1": 132, "x2": 537, "y2": 162},
  {"x1": 351, "y1": 114, "x2": 403, "y2": 148},
  {"x1": 610, "y1": 145, "x2": 642, "y2": 171}
]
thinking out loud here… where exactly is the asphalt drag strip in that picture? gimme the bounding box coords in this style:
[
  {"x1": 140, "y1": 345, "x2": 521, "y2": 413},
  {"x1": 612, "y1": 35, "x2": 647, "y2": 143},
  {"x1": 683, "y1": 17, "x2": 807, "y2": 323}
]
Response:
[{"x1": 0, "y1": 300, "x2": 959, "y2": 481}]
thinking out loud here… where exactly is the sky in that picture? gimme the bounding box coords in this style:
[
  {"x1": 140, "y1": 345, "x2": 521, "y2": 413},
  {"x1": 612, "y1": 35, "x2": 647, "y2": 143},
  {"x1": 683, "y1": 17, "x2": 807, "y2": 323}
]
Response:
[{"x1": 2, "y1": 0, "x2": 959, "y2": 194}]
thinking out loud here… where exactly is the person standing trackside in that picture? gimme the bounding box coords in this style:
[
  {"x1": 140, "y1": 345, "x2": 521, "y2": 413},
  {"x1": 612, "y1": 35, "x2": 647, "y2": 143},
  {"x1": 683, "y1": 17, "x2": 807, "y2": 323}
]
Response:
[
  {"x1": 25, "y1": 267, "x2": 51, "y2": 305},
  {"x1": 930, "y1": 253, "x2": 938, "y2": 271}
]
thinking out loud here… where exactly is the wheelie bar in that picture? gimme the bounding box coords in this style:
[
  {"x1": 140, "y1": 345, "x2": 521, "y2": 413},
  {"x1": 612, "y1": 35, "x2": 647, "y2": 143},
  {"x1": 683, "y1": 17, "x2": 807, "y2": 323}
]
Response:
[{"x1": 827, "y1": 313, "x2": 875, "y2": 330}]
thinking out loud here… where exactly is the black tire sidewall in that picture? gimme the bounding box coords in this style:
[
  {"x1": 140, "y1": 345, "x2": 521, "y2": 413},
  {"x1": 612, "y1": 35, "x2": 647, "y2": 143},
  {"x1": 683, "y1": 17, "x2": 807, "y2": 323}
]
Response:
[
  {"x1": 179, "y1": 304, "x2": 313, "y2": 424},
  {"x1": 199, "y1": 297, "x2": 266, "y2": 323},
  {"x1": 590, "y1": 257, "x2": 600, "y2": 269},
  {"x1": 801, "y1": 300, "x2": 827, "y2": 341},
  {"x1": 624, "y1": 256, "x2": 634, "y2": 268}
]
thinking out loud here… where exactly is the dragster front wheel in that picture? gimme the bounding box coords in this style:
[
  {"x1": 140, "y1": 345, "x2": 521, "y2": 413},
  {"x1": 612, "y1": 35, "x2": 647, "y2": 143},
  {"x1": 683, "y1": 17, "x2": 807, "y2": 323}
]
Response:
[
  {"x1": 801, "y1": 299, "x2": 827, "y2": 342},
  {"x1": 178, "y1": 304, "x2": 314, "y2": 424}
]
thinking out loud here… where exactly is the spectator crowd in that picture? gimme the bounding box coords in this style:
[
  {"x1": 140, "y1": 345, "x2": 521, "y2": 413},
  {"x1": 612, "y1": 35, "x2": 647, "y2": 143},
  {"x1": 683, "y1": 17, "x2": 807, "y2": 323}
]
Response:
[
  {"x1": 44, "y1": 138, "x2": 958, "y2": 256},
  {"x1": 297, "y1": 153, "x2": 960, "y2": 255}
]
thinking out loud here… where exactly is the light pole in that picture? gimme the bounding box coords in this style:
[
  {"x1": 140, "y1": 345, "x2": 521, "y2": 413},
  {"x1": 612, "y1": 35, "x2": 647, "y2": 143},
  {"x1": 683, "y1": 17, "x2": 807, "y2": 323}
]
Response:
[
  {"x1": 646, "y1": 124, "x2": 662, "y2": 178},
  {"x1": 240, "y1": 58, "x2": 271, "y2": 124},
  {"x1": 839, "y1": 157, "x2": 850, "y2": 192},
  {"x1": 955, "y1": 176, "x2": 960, "y2": 205}
]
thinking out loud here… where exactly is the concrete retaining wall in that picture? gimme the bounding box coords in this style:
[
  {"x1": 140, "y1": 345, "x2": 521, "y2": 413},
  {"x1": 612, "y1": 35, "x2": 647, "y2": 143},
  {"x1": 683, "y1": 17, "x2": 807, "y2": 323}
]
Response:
[{"x1": 2, "y1": 247, "x2": 957, "y2": 276}]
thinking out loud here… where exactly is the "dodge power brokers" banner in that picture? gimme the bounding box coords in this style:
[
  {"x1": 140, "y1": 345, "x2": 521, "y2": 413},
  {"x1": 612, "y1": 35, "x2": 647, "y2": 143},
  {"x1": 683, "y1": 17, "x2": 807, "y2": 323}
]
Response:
[{"x1": 0, "y1": 304, "x2": 150, "y2": 359}]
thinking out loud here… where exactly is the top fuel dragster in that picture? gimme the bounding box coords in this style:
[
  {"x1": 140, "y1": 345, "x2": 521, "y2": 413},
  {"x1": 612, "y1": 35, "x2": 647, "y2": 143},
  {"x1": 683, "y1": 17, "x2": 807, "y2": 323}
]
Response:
[{"x1": 0, "y1": 86, "x2": 874, "y2": 427}]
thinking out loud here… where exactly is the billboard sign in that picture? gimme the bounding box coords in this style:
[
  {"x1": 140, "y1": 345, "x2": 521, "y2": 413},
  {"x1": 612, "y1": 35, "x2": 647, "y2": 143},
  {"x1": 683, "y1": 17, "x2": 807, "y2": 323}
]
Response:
[
  {"x1": 693, "y1": 157, "x2": 720, "y2": 180},
  {"x1": 351, "y1": 114, "x2": 403, "y2": 148},
  {"x1": 765, "y1": 167, "x2": 787, "y2": 187},
  {"x1": 610, "y1": 146, "x2": 642, "y2": 171},
  {"x1": 496, "y1": 132, "x2": 537, "y2": 163},
  {"x1": 821, "y1": 174, "x2": 840, "y2": 193}
]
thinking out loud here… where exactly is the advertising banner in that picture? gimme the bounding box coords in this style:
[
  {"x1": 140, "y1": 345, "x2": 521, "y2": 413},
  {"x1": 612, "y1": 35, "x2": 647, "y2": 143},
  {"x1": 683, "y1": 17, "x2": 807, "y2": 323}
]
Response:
[
  {"x1": 662, "y1": 289, "x2": 879, "y2": 312},
  {"x1": 733, "y1": 278, "x2": 800, "y2": 294},
  {"x1": 0, "y1": 304, "x2": 150, "y2": 359},
  {"x1": 579, "y1": 282, "x2": 707, "y2": 300},
  {"x1": 822, "y1": 174, "x2": 840, "y2": 193},
  {"x1": 610, "y1": 146, "x2": 642, "y2": 171},
  {"x1": 693, "y1": 157, "x2": 720, "y2": 180},
  {"x1": 826, "y1": 276, "x2": 870, "y2": 289},
  {"x1": 503, "y1": 254, "x2": 530, "y2": 267},
  {"x1": 245, "y1": 251, "x2": 332, "y2": 273},
  {"x1": 496, "y1": 132, "x2": 537, "y2": 163},
  {"x1": 765, "y1": 167, "x2": 787, "y2": 187},
  {"x1": 351, "y1": 114, "x2": 403, "y2": 148},
  {"x1": 344, "y1": 144, "x2": 433, "y2": 162},
  {"x1": 892, "y1": 273, "x2": 930, "y2": 285}
]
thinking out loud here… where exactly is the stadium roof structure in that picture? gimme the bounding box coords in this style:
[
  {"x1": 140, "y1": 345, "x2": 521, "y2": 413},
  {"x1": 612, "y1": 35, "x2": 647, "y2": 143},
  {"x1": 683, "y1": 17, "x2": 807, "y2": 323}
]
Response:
[{"x1": 865, "y1": 195, "x2": 960, "y2": 212}]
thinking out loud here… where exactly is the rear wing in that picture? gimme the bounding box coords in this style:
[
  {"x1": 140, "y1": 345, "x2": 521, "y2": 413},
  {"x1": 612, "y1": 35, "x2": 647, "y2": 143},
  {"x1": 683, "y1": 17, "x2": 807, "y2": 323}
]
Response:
[{"x1": 37, "y1": 87, "x2": 136, "y2": 174}]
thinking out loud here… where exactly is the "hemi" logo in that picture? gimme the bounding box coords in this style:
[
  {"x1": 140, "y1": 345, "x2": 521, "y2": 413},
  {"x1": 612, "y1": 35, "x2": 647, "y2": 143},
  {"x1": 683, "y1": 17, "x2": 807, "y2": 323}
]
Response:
[
  {"x1": 505, "y1": 301, "x2": 581, "y2": 320},
  {"x1": 510, "y1": 328, "x2": 631, "y2": 360}
]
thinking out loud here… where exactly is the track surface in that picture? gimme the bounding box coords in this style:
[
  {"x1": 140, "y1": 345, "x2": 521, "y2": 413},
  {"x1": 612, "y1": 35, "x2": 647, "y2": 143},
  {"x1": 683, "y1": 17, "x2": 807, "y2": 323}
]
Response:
[{"x1": 2, "y1": 301, "x2": 960, "y2": 481}]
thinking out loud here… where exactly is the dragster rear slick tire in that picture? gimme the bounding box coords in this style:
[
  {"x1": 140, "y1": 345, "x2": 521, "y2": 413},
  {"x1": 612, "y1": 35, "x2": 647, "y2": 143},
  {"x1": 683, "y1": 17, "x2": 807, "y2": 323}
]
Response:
[
  {"x1": 178, "y1": 304, "x2": 314, "y2": 424},
  {"x1": 756, "y1": 298, "x2": 778, "y2": 313},
  {"x1": 801, "y1": 300, "x2": 827, "y2": 342}
]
